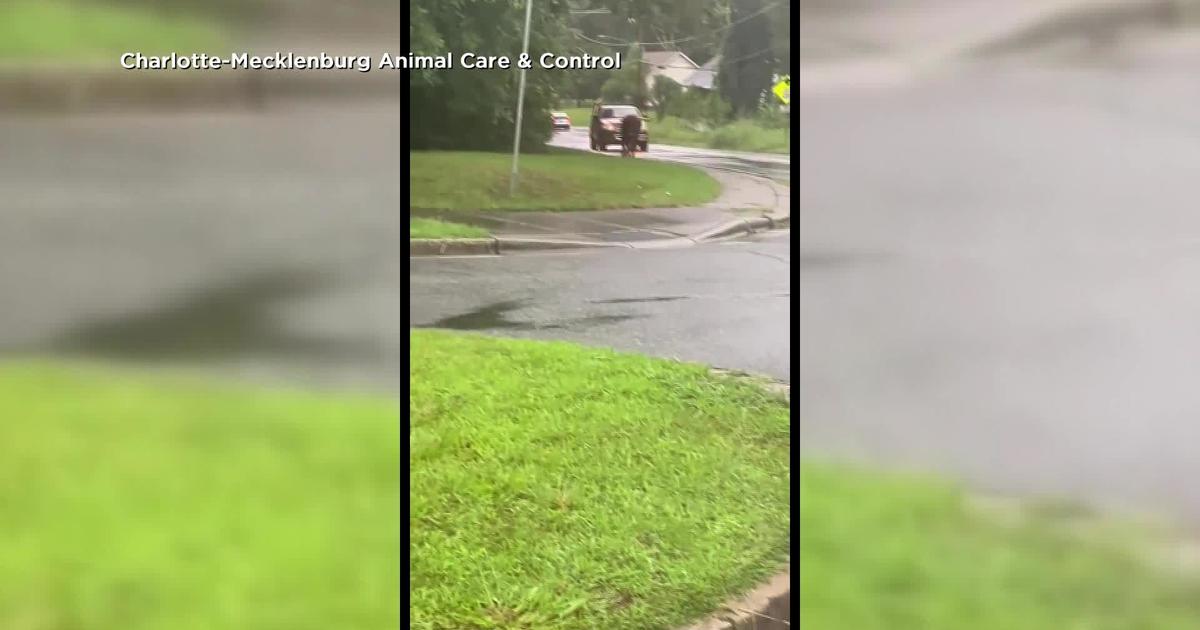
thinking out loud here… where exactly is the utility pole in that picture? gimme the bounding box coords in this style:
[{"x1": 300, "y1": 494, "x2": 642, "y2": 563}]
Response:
[
  {"x1": 509, "y1": 0, "x2": 534, "y2": 195},
  {"x1": 634, "y1": 17, "x2": 645, "y2": 112}
]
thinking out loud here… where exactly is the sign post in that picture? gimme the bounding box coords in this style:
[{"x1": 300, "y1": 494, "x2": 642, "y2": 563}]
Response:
[
  {"x1": 509, "y1": 0, "x2": 534, "y2": 195},
  {"x1": 772, "y1": 76, "x2": 790, "y2": 106}
]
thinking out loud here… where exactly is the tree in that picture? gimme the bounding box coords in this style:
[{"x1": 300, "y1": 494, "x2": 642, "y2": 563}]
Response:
[
  {"x1": 600, "y1": 44, "x2": 642, "y2": 103},
  {"x1": 768, "y1": 1, "x2": 790, "y2": 76},
  {"x1": 408, "y1": 0, "x2": 571, "y2": 152},
  {"x1": 585, "y1": 0, "x2": 729, "y2": 110},
  {"x1": 581, "y1": 0, "x2": 728, "y2": 66},
  {"x1": 563, "y1": 63, "x2": 614, "y2": 103},
  {"x1": 717, "y1": 0, "x2": 774, "y2": 117},
  {"x1": 651, "y1": 75, "x2": 682, "y2": 119},
  {"x1": 657, "y1": 0, "x2": 728, "y2": 65},
  {"x1": 671, "y1": 89, "x2": 730, "y2": 125}
]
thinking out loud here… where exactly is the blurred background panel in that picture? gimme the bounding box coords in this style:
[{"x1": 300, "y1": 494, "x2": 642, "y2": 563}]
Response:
[
  {"x1": 0, "y1": 3, "x2": 403, "y2": 629},
  {"x1": 799, "y1": 2, "x2": 1200, "y2": 627},
  {"x1": 0, "y1": 0, "x2": 401, "y2": 389},
  {"x1": 800, "y1": 0, "x2": 1200, "y2": 520}
]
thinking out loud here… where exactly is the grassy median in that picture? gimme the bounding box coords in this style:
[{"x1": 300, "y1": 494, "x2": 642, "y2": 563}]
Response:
[
  {"x1": 0, "y1": 1, "x2": 227, "y2": 60},
  {"x1": 561, "y1": 107, "x2": 591, "y2": 126},
  {"x1": 410, "y1": 150, "x2": 719, "y2": 212},
  {"x1": 803, "y1": 461, "x2": 1200, "y2": 629},
  {"x1": 410, "y1": 330, "x2": 791, "y2": 629},
  {"x1": 0, "y1": 362, "x2": 399, "y2": 629},
  {"x1": 409, "y1": 217, "x2": 488, "y2": 240}
]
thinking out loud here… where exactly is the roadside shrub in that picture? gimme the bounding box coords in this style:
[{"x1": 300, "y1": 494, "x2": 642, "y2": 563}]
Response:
[
  {"x1": 651, "y1": 116, "x2": 788, "y2": 153},
  {"x1": 754, "y1": 105, "x2": 791, "y2": 129},
  {"x1": 708, "y1": 119, "x2": 789, "y2": 153},
  {"x1": 408, "y1": 0, "x2": 572, "y2": 152},
  {"x1": 652, "y1": 75, "x2": 683, "y2": 119},
  {"x1": 600, "y1": 44, "x2": 642, "y2": 104},
  {"x1": 671, "y1": 89, "x2": 731, "y2": 124},
  {"x1": 601, "y1": 73, "x2": 638, "y2": 103},
  {"x1": 650, "y1": 116, "x2": 709, "y2": 143}
]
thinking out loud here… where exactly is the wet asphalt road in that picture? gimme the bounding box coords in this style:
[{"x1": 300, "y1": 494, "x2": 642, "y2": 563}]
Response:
[
  {"x1": 801, "y1": 39, "x2": 1200, "y2": 522},
  {"x1": 408, "y1": 129, "x2": 793, "y2": 381},
  {"x1": 548, "y1": 126, "x2": 790, "y2": 183},
  {"x1": 409, "y1": 230, "x2": 791, "y2": 381}
]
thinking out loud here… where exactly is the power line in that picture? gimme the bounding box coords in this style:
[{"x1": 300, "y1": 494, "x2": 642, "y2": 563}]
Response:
[
  {"x1": 568, "y1": 1, "x2": 782, "y2": 49},
  {"x1": 641, "y1": 1, "x2": 783, "y2": 47},
  {"x1": 569, "y1": 29, "x2": 628, "y2": 48}
]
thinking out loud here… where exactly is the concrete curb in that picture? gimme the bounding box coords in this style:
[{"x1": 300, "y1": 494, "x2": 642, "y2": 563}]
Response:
[
  {"x1": 409, "y1": 214, "x2": 789, "y2": 257},
  {"x1": 496, "y1": 237, "x2": 632, "y2": 252},
  {"x1": 409, "y1": 238, "x2": 498, "y2": 257},
  {"x1": 680, "y1": 571, "x2": 791, "y2": 630},
  {"x1": 410, "y1": 237, "x2": 634, "y2": 257},
  {"x1": 0, "y1": 66, "x2": 400, "y2": 112},
  {"x1": 710, "y1": 367, "x2": 791, "y2": 401},
  {"x1": 693, "y1": 214, "x2": 789, "y2": 242}
]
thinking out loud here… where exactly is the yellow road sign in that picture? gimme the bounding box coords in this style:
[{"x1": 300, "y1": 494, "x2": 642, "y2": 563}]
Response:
[{"x1": 772, "y1": 78, "x2": 789, "y2": 105}]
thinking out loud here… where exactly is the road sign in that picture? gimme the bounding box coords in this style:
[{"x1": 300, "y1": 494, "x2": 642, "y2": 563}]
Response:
[{"x1": 772, "y1": 78, "x2": 789, "y2": 105}]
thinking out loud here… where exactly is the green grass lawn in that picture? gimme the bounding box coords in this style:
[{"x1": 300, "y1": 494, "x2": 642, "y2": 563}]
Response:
[
  {"x1": 0, "y1": 1, "x2": 227, "y2": 61},
  {"x1": 0, "y1": 361, "x2": 399, "y2": 629},
  {"x1": 651, "y1": 117, "x2": 790, "y2": 154},
  {"x1": 410, "y1": 331, "x2": 791, "y2": 629},
  {"x1": 560, "y1": 107, "x2": 591, "y2": 127},
  {"x1": 803, "y1": 461, "x2": 1200, "y2": 629},
  {"x1": 409, "y1": 217, "x2": 489, "y2": 240},
  {"x1": 409, "y1": 150, "x2": 720, "y2": 213}
]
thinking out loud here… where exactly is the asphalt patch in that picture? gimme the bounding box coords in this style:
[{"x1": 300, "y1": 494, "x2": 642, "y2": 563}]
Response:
[{"x1": 415, "y1": 299, "x2": 641, "y2": 332}]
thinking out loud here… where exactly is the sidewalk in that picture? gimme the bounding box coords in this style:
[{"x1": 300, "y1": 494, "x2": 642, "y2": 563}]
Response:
[{"x1": 410, "y1": 167, "x2": 790, "y2": 256}]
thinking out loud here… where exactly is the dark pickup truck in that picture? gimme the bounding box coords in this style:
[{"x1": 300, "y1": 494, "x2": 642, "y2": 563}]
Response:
[{"x1": 589, "y1": 104, "x2": 649, "y2": 152}]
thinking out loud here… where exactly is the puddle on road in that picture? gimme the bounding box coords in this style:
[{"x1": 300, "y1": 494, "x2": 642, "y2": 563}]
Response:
[
  {"x1": 418, "y1": 300, "x2": 534, "y2": 331},
  {"x1": 48, "y1": 269, "x2": 377, "y2": 361},
  {"x1": 416, "y1": 299, "x2": 640, "y2": 332}
]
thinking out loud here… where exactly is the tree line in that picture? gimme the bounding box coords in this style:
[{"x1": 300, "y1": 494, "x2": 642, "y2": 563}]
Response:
[{"x1": 409, "y1": 0, "x2": 789, "y2": 152}]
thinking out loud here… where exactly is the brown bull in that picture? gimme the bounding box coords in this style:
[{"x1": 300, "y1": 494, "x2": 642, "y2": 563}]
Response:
[{"x1": 620, "y1": 114, "x2": 641, "y2": 157}]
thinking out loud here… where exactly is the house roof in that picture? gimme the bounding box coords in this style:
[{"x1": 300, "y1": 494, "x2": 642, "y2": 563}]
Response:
[
  {"x1": 642, "y1": 50, "x2": 698, "y2": 69},
  {"x1": 641, "y1": 50, "x2": 721, "y2": 91},
  {"x1": 682, "y1": 55, "x2": 719, "y2": 90},
  {"x1": 642, "y1": 50, "x2": 700, "y2": 87}
]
